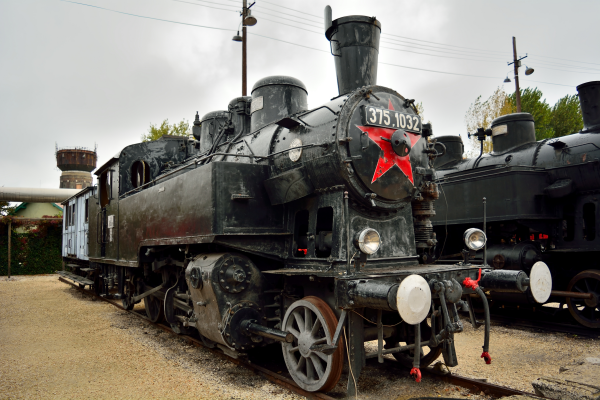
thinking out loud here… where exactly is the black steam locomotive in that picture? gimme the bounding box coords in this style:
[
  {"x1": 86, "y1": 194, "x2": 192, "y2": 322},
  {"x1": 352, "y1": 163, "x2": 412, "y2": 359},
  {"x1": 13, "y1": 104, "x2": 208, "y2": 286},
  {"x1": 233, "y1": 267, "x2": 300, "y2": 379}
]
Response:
[
  {"x1": 431, "y1": 81, "x2": 600, "y2": 329},
  {"x1": 59, "y1": 7, "x2": 550, "y2": 394}
]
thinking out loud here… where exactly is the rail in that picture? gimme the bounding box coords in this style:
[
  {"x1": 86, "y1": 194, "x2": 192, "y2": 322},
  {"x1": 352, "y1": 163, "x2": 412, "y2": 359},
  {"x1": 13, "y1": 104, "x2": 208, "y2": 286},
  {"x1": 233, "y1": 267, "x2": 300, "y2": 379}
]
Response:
[{"x1": 58, "y1": 276, "x2": 547, "y2": 399}]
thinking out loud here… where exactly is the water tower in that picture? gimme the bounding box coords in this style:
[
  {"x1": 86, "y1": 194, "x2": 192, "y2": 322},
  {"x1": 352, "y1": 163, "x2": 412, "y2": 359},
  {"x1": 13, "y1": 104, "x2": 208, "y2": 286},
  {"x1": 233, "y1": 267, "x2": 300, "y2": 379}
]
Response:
[{"x1": 55, "y1": 144, "x2": 97, "y2": 189}]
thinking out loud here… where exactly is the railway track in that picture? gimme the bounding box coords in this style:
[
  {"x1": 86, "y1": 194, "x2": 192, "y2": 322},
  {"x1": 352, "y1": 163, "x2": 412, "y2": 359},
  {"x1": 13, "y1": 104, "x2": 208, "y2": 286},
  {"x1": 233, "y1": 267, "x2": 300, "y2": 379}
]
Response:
[
  {"x1": 489, "y1": 313, "x2": 599, "y2": 338},
  {"x1": 58, "y1": 277, "x2": 544, "y2": 399}
]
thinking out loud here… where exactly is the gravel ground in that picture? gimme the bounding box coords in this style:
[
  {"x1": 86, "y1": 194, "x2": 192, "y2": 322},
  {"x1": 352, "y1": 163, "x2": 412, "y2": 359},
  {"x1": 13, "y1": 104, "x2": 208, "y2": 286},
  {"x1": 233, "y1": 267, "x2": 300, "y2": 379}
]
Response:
[{"x1": 1, "y1": 275, "x2": 599, "y2": 400}]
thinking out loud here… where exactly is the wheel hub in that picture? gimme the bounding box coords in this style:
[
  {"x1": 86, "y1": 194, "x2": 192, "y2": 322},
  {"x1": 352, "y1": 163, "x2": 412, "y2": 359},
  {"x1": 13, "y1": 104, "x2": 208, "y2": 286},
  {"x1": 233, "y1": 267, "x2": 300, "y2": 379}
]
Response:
[
  {"x1": 585, "y1": 292, "x2": 598, "y2": 308},
  {"x1": 298, "y1": 332, "x2": 314, "y2": 357}
]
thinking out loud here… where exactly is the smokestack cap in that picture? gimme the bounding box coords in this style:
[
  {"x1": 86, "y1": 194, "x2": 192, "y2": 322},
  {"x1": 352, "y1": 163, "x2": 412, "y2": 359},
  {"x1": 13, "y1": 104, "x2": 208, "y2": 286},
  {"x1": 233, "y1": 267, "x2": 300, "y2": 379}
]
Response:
[
  {"x1": 576, "y1": 81, "x2": 600, "y2": 132},
  {"x1": 325, "y1": 15, "x2": 381, "y2": 40},
  {"x1": 492, "y1": 112, "x2": 534, "y2": 125},
  {"x1": 325, "y1": 15, "x2": 381, "y2": 95},
  {"x1": 251, "y1": 76, "x2": 307, "y2": 94}
]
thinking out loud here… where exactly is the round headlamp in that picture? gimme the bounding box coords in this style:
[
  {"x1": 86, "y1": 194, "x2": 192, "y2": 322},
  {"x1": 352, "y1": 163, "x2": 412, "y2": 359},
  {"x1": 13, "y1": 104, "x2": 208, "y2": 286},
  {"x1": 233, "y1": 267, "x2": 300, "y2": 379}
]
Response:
[
  {"x1": 463, "y1": 228, "x2": 486, "y2": 251},
  {"x1": 355, "y1": 228, "x2": 381, "y2": 255}
]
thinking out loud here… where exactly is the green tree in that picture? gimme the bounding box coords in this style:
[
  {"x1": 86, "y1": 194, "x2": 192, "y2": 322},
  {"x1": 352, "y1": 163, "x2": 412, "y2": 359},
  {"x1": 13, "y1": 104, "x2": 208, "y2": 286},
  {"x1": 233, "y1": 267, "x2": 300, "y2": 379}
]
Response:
[
  {"x1": 141, "y1": 119, "x2": 191, "y2": 142},
  {"x1": 508, "y1": 88, "x2": 553, "y2": 140},
  {"x1": 550, "y1": 94, "x2": 583, "y2": 138},
  {"x1": 464, "y1": 86, "x2": 515, "y2": 155}
]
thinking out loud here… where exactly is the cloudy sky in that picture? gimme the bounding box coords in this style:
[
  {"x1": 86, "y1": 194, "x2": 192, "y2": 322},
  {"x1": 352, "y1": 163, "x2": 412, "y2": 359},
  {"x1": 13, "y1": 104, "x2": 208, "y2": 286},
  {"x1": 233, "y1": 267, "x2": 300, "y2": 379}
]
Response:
[{"x1": 1, "y1": 0, "x2": 599, "y2": 188}]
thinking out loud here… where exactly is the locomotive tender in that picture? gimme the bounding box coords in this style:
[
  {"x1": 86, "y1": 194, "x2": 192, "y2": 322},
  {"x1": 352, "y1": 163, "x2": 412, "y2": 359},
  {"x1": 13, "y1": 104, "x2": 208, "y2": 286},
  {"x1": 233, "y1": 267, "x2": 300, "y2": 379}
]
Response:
[
  {"x1": 60, "y1": 7, "x2": 550, "y2": 394},
  {"x1": 432, "y1": 81, "x2": 600, "y2": 329}
]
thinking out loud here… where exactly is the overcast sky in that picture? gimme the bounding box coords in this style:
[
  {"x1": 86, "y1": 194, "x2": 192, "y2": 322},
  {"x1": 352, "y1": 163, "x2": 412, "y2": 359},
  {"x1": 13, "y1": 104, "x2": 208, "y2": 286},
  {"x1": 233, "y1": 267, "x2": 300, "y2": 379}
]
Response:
[{"x1": 2, "y1": 0, "x2": 599, "y2": 189}]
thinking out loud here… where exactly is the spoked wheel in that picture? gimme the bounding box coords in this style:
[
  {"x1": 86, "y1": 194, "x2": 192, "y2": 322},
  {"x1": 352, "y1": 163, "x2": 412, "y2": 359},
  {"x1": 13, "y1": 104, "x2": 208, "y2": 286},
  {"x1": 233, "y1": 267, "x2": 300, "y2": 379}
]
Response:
[
  {"x1": 122, "y1": 276, "x2": 136, "y2": 311},
  {"x1": 144, "y1": 293, "x2": 164, "y2": 323},
  {"x1": 281, "y1": 296, "x2": 343, "y2": 393},
  {"x1": 566, "y1": 270, "x2": 600, "y2": 329},
  {"x1": 385, "y1": 317, "x2": 443, "y2": 369}
]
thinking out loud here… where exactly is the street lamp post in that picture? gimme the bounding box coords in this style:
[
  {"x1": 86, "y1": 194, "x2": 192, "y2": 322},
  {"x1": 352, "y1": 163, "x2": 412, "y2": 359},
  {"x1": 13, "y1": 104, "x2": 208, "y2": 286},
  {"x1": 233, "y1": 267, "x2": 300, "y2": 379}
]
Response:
[
  {"x1": 512, "y1": 37, "x2": 523, "y2": 112},
  {"x1": 242, "y1": 0, "x2": 247, "y2": 96},
  {"x1": 507, "y1": 37, "x2": 534, "y2": 113},
  {"x1": 232, "y1": 1, "x2": 256, "y2": 96}
]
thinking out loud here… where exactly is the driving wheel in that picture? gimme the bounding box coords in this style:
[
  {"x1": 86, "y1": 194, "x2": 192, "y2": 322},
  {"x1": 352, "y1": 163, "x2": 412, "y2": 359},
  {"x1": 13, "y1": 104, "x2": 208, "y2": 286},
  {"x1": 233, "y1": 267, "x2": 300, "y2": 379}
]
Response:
[
  {"x1": 566, "y1": 270, "x2": 600, "y2": 329},
  {"x1": 144, "y1": 292, "x2": 164, "y2": 323},
  {"x1": 281, "y1": 296, "x2": 343, "y2": 393}
]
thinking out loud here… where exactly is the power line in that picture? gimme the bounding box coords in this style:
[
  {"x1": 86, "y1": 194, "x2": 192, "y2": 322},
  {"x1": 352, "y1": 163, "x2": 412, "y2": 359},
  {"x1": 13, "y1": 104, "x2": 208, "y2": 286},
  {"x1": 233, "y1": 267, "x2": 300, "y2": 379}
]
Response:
[
  {"x1": 56, "y1": 0, "x2": 579, "y2": 88},
  {"x1": 380, "y1": 39, "x2": 506, "y2": 61},
  {"x1": 186, "y1": 0, "x2": 239, "y2": 10},
  {"x1": 58, "y1": 0, "x2": 235, "y2": 31},
  {"x1": 381, "y1": 32, "x2": 507, "y2": 55},
  {"x1": 254, "y1": 14, "x2": 323, "y2": 35},
  {"x1": 217, "y1": 0, "x2": 600, "y2": 70},
  {"x1": 520, "y1": 78, "x2": 575, "y2": 88},
  {"x1": 186, "y1": 0, "x2": 600, "y2": 70},
  {"x1": 380, "y1": 45, "x2": 502, "y2": 64},
  {"x1": 251, "y1": 9, "x2": 322, "y2": 29},
  {"x1": 530, "y1": 54, "x2": 600, "y2": 67},
  {"x1": 379, "y1": 61, "x2": 502, "y2": 80},
  {"x1": 250, "y1": 18, "x2": 506, "y2": 64},
  {"x1": 527, "y1": 58, "x2": 600, "y2": 73},
  {"x1": 248, "y1": 32, "x2": 328, "y2": 53},
  {"x1": 252, "y1": 4, "x2": 323, "y2": 25},
  {"x1": 173, "y1": 0, "x2": 238, "y2": 13},
  {"x1": 380, "y1": 38, "x2": 508, "y2": 60},
  {"x1": 256, "y1": 0, "x2": 323, "y2": 20}
]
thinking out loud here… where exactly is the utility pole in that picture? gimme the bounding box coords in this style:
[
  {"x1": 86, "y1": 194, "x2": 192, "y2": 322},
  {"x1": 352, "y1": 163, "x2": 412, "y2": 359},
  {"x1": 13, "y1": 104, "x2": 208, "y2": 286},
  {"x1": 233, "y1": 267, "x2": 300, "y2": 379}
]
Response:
[
  {"x1": 512, "y1": 37, "x2": 522, "y2": 113},
  {"x1": 242, "y1": 0, "x2": 247, "y2": 96}
]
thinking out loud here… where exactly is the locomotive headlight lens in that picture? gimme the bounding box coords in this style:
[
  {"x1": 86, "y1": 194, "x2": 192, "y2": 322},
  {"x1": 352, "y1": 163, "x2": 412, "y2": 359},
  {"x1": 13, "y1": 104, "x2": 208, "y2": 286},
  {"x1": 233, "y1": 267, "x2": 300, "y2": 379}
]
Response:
[
  {"x1": 463, "y1": 228, "x2": 487, "y2": 251},
  {"x1": 356, "y1": 228, "x2": 381, "y2": 254}
]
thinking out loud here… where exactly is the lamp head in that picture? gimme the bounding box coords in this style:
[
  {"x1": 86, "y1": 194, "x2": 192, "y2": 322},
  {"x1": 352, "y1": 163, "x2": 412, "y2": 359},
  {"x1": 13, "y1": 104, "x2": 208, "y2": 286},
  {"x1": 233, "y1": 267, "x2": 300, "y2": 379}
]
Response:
[
  {"x1": 244, "y1": 9, "x2": 257, "y2": 26},
  {"x1": 232, "y1": 31, "x2": 242, "y2": 42},
  {"x1": 525, "y1": 66, "x2": 534, "y2": 76},
  {"x1": 504, "y1": 76, "x2": 511, "y2": 83}
]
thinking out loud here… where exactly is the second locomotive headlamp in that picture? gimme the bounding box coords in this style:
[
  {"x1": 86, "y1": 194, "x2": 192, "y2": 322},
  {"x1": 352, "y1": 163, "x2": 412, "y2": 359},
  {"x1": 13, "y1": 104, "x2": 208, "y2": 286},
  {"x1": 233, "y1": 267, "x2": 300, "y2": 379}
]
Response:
[
  {"x1": 463, "y1": 228, "x2": 486, "y2": 251},
  {"x1": 355, "y1": 228, "x2": 381, "y2": 254}
]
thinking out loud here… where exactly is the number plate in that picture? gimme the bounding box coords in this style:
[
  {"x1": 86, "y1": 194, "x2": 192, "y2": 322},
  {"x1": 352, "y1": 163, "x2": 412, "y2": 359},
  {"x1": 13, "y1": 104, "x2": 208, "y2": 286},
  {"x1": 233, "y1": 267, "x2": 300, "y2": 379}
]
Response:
[{"x1": 362, "y1": 105, "x2": 422, "y2": 133}]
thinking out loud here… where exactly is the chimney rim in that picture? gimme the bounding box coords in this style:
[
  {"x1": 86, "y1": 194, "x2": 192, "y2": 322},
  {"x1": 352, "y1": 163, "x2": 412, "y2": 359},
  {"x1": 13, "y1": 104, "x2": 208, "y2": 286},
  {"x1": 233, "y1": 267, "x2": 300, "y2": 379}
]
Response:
[
  {"x1": 491, "y1": 112, "x2": 534, "y2": 127},
  {"x1": 576, "y1": 81, "x2": 600, "y2": 91},
  {"x1": 251, "y1": 75, "x2": 307, "y2": 95},
  {"x1": 326, "y1": 15, "x2": 381, "y2": 40}
]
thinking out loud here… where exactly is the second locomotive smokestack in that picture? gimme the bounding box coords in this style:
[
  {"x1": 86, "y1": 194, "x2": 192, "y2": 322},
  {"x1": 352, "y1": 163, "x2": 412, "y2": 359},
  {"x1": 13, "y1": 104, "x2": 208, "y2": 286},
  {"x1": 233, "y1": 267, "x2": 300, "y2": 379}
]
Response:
[
  {"x1": 577, "y1": 81, "x2": 600, "y2": 133},
  {"x1": 325, "y1": 7, "x2": 381, "y2": 96}
]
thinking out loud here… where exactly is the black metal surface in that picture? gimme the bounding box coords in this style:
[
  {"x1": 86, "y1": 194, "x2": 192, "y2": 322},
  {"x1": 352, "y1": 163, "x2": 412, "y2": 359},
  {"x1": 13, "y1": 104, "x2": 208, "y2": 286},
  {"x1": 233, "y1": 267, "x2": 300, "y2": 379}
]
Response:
[
  {"x1": 326, "y1": 16, "x2": 381, "y2": 96},
  {"x1": 241, "y1": 320, "x2": 294, "y2": 343},
  {"x1": 490, "y1": 113, "x2": 536, "y2": 153},
  {"x1": 485, "y1": 242, "x2": 541, "y2": 271},
  {"x1": 480, "y1": 269, "x2": 529, "y2": 292},
  {"x1": 200, "y1": 110, "x2": 230, "y2": 153},
  {"x1": 577, "y1": 81, "x2": 600, "y2": 132},
  {"x1": 432, "y1": 136, "x2": 463, "y2": 169},
  {"x1": 250, "y1": 76, "x2": 308, "y2": 132},
  {"x1": 431, "y1": 82, "x2": 600, "y2": 327},
  {"x1": 346, "y1": 279, "x2": 399, "y2": 310},
  {"x1": 229, "y1": 96, "x2": 252, "y2": 137}
]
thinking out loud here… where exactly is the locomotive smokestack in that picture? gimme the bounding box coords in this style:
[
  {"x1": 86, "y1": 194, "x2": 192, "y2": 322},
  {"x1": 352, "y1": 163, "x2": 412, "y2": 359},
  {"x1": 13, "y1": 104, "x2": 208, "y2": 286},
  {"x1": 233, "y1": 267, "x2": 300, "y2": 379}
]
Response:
[
  {"x1": 577, "y1": 81, "x2": 600, "y2": 132},
  {"x1": 325, "y1": 7, "x2": 381, "y2": 96}
]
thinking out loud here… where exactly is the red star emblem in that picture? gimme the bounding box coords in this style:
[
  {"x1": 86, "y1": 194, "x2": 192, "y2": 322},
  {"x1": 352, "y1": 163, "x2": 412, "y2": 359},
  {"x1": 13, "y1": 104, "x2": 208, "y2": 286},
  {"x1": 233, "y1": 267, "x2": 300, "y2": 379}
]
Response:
[{"x1": 357, "y1": 99, "x2": 422, "y2": 184}]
